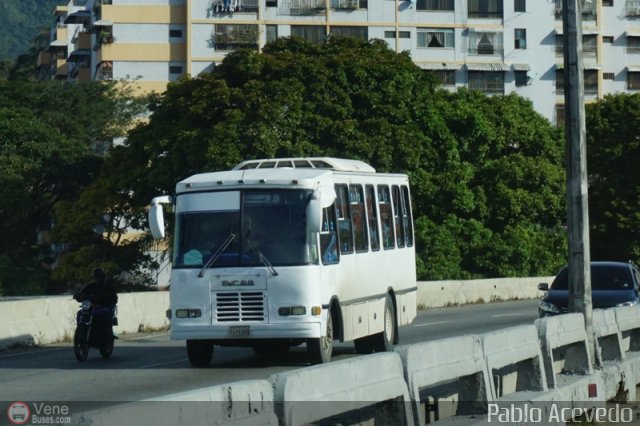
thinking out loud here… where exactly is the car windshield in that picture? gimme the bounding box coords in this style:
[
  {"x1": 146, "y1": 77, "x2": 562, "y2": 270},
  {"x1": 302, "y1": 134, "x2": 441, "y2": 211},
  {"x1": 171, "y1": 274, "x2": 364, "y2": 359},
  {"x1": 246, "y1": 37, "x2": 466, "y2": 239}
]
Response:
[
  {"x1": 550, "y1": 264, "x2": 635, "y2": 291},
  {"x1": 173, "y1": 189, "x2": 314, "y2": 268}
]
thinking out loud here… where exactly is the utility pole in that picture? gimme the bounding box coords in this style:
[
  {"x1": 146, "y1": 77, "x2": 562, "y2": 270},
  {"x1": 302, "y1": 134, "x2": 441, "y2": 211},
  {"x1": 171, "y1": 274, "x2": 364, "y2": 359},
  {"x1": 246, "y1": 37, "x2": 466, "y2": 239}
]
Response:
[{"x1": 562, "y1": 0, "x2": 594, "y2": 365}]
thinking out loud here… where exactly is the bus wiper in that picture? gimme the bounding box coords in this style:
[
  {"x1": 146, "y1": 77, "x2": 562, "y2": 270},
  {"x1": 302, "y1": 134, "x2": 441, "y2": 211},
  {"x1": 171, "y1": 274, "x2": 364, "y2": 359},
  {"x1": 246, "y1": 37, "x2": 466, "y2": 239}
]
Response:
[
  {"x1": 247, "y1": 238, "x2": 279, "y2": 276},
  {"x1": 197, "y1": 232, "x2": 236, "y2": 278}
]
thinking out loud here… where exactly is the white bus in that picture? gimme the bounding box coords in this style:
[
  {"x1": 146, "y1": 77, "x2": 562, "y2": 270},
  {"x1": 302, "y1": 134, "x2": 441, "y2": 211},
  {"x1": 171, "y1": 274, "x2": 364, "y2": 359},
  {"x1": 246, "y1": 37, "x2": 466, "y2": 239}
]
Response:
[{"x1": 149, "y1": 157, "x2": 417, "y2": 366}]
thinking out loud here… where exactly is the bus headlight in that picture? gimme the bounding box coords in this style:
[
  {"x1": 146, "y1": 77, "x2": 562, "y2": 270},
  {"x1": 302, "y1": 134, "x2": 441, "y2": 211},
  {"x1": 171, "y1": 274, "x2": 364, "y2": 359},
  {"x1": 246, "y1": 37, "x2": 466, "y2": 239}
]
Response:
[
  {"x1": 175, "y1": 309, "x2": 202, "y2": 318},
  {"x1": 539, "y1": 302, "x2": 560, "y2": 315}
]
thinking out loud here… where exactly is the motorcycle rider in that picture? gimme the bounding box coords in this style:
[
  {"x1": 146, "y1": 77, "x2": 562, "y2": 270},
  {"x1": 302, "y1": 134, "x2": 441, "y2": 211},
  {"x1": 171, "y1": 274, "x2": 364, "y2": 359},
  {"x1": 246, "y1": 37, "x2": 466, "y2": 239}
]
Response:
[{"x1": 73, "y1": 268, "x2": 118, "y2": 335}]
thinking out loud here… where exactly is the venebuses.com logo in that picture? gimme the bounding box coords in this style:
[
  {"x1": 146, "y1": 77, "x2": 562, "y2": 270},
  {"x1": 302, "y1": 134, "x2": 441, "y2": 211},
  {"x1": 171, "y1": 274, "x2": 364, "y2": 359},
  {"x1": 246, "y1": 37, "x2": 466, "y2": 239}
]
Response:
[
  {"x1": 6, "y1": 402, "x2": 30, "y2": 425},
  {"x1": 5, "y1": 402, "x2": 72, "y2": 425}
]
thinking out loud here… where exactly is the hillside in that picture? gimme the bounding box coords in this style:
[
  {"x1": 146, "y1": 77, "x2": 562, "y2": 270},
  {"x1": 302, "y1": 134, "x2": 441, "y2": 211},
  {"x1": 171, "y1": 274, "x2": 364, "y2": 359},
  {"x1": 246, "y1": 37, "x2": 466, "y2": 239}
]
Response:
[{"x1": 0, "y1": 0, "x2": 61, "y2": 60}]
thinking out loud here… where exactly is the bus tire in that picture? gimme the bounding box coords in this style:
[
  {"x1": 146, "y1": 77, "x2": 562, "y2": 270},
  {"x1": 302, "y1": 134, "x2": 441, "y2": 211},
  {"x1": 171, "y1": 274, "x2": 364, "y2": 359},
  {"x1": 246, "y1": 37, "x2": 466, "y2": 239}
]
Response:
[
  {"x1": 307, "y1": 310, "x2": 333, "y2": 364},
  {"x1": 186, "y1": 340, "x2": 214, "y2": 367},
  {"x1": 373, "y1": 294, "x2": 396, "y2": 352}
]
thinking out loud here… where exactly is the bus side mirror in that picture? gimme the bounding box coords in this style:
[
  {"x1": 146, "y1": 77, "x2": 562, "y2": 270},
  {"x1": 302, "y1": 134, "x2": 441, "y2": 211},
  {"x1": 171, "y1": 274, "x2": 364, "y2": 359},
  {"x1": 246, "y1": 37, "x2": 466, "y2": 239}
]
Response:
[
  {"x1": 538, "y1": 283, "x2": 549, "y2": 292},
  {"x1": 306, "y1": 199, "x2": 322, "y2": 235},
  {"x1": 149, "y1": 195, "x2": 172, "y2": 239}
]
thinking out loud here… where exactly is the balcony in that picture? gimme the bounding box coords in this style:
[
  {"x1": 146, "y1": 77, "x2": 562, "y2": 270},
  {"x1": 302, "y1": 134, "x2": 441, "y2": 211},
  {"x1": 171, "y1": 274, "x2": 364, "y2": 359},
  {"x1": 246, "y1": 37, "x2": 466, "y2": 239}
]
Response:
[
  {"x1": 332, "y1": 0, "x2": 358, "y2": 9},
  {"x1": 213, "y1": 24, "x2": 259, "y2": 51},
  {"x1": 209, "y1": 0, "x2": 258, "y2": 14},
  {"x1": 555, "y1": 0, "x2": 596, "y2": 20},
  {"x1": 282, "y1": 0, "x2": 326, "y2": 16},
  {"x1": 626, "y1": 0, "x2": 640, "y2": 16}
]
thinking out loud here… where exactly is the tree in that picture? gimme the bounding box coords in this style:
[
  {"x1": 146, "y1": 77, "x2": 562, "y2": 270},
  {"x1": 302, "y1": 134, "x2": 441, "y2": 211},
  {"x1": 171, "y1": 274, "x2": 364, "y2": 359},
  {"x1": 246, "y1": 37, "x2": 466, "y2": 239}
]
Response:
[
  {"x1": 0, "y1": 80, "x2": 147, "y2": 295},
  {"x1": 586, "y1": 93, "x2": 640, "y2": 262},
  {"x1": 103, "y1": 37, "x2": 566, "y2": 281}
]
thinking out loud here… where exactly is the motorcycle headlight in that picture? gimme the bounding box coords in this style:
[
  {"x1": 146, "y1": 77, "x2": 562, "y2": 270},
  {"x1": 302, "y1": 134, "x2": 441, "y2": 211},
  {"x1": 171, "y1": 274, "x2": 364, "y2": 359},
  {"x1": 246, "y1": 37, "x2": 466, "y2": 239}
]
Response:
[
  {"x1": 616, "y1": 300, "x2": 638, "y2": 307},
  {"x1": 81, "y1": 300, "x2": 92, "y2": 310},
  {"x1": 539, "y1": 301, "x2": 560, "y2": 314}
]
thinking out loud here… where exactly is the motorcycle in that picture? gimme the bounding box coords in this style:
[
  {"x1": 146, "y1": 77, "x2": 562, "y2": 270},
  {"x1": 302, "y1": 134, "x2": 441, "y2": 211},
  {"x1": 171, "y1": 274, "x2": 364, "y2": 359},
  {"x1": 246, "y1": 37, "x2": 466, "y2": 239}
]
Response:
[{"x1": 73, "y1": 299, "x2": 118, "y2": 362}]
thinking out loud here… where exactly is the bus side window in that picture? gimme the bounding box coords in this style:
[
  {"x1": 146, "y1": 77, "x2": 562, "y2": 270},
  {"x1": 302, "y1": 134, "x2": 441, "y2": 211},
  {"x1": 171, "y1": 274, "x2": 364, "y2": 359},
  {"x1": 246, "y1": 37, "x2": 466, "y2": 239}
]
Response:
[
  {"x1": 378, "y1": 185, "x2": 395, "y2": 250},
  {"x1": 402, "y1": 185, "x2": 414, "y2": 247},
  {"x1": 349, "y1": 184, "x2": 368, "y2": 252},
  {"x1": 320, "y1": 206, "x2": 339, "y2": 264},
  {"x1": 335, "y1": 185, "x2": 353, "y2": 254},
  {"x1": 392, "y1": 185, "x2": 405, "y2": 248},
  {"x1": 365, "y1": 185, "x2": 380, "y2": 251}
]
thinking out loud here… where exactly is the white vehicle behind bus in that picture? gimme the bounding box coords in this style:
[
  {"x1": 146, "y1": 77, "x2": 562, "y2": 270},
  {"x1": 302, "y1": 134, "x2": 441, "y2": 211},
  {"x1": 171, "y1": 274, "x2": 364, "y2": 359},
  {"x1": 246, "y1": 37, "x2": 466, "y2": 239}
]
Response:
[{"x1": 149, "y1": 157, "x2": 417, "y2": 366}]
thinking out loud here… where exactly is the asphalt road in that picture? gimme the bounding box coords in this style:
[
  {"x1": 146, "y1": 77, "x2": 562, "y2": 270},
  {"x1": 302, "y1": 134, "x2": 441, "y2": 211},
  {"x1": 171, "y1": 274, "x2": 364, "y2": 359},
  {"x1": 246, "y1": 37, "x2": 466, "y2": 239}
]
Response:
[{"x1": 0, "y1": 299, "x2": 540, "y2": 402}]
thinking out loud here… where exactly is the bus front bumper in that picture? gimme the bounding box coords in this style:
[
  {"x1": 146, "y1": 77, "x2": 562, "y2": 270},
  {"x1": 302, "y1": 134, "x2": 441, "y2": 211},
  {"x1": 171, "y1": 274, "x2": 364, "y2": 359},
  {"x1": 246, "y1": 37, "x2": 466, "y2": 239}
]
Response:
[{"x1": 170, "y1": 321, "x2": 322, "y2": 341}]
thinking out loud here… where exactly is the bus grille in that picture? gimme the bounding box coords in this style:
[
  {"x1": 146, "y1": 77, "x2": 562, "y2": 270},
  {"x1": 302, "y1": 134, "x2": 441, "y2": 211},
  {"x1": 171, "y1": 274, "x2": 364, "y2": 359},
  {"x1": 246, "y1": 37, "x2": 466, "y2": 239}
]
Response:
[{"x1": 215, "y1": 292, "x2": 266, "y2": 322}]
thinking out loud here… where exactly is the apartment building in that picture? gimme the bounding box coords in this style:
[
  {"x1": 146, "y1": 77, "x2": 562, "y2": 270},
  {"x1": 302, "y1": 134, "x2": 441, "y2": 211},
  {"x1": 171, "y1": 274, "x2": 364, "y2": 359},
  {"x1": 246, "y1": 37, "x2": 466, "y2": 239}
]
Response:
[{"x1": 39, "y1": 0, "x2": 640, "y2": 123}]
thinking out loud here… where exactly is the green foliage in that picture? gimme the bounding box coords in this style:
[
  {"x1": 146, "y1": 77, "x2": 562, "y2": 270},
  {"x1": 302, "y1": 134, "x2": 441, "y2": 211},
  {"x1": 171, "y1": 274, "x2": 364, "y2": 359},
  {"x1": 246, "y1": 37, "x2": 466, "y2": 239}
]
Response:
[
  {"x1": 112, "y1": 37, "x2": 566, "y2": 281},
  {"x1": 0, "y1": 80, "x2": 148, "y2": 295},
  {"x1": 586, "y1": 93, "x2": 640, "y2": 262}
]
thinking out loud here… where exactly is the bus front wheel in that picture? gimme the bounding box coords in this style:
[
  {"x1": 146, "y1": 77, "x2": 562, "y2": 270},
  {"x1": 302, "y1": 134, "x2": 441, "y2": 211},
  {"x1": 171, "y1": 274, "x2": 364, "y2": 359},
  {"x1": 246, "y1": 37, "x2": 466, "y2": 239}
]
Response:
[
  {"x1": 308, "y1": 310, "x2": 333, "y2": 364},
  {"x1": 186, "y1": 340, "x2": 214, "y2": 367},
  {"x1": 373, "y1": 294, "x2": 396, "y2": 352}
]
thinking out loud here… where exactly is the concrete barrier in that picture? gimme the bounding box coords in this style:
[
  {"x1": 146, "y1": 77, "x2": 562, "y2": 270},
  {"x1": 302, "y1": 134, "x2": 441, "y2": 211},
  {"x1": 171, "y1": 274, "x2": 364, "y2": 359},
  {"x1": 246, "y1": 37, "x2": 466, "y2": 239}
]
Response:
[
  {"x1": 417, "y1": 277, "x2": 552, "y2": 308},
  {"x1": 394, "y1": 335, "x2": 491, "y2": 425},
  {"x1": 60, "y1": 305, "x2": 640, "y2": 426},
  {"x1": 73, "y1": 380, "x2": 276, "y2": 426},
  {"x1": 481, "y1": 325, "x2": 548, "y2": 400},
  {"x1": 269, "y1": 352, "x2": 413, "y2": 426},
  {"x1": 0, "y1": 292, "x2": 169, "y2": 350}
]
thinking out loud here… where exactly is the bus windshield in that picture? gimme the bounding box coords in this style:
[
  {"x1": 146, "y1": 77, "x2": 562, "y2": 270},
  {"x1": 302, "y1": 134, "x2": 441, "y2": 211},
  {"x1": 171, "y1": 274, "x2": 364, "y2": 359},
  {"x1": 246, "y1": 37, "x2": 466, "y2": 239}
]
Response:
[{"x1": 174, "y1": 189, "x2": 314, "y2": 269}]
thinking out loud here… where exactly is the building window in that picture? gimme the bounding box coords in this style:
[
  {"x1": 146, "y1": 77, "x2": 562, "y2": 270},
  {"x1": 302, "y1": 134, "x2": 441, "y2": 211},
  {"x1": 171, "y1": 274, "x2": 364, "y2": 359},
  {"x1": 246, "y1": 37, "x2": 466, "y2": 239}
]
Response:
[
  {"x1": 628, "y1": 71, "x2": 640, "y2": 89},
  {"x1": 417, "y1": 28, "x2": 455, "y2": 48},
  {"x1": 584, "y1": 70, "x2": 598, "y2": 95},
  {"x1": 331, "y1": 0, "x2": 359, "y2": 9},
  {"x1": 556, "y1": 0, "x2": 596, "y2": 19},
  {"x1": 514, "y1": 0, "x2": 525, "y2": 12},
  {"x1": 266, "y1": 0, "x2": 277, "y2": 6},
  {"x1": 556, "y1": 105, "x2": 565, "y2": 127},
  {"x1": 556, "y1": 69, "x2": 564, "y2": 94},
  {"x1": 555, "y1": 34, "x2": 563, "y2": 56},
  {"x1": 416, "y1": 0, "x2": 454, "y2": 11},
  {"x1": 432, "y1": 70, "x2": 456, "y2": 85},
  {"x1": 169, "y1": 65, "x2": 183, "y2": 74},
  {"x1": 514, "y1": 29, "x2": 526, "y2": 49},
  {"x1": 603, "y1": 36, "x2": 614, "y2": 43},
  {"x1": 169, "y1": 29, "x2": 182, "y2": 38},
  {"x1": 330, "y1": 26, "x2": 368, "y2": 41},
  {"x1": 583, "y1": 35, "x2": 597, "y2": 58},
  {"x1": 468, "y1": 71, "x2": 505, "y2": 94},
  {"x1": 468, "y1": 31, "x2": 503, "y2": 55},
  {"x1": 603, "y1": 72, "x2": 615, "y2": 80},
  {"x1": 627, "y1": 0, "x2": 640, "y2": 16},
  {"x1": 628, "y1": 36, "x2": 640, "y2": 53},
  {"x1": 515, "y1": 70, "x2": 528, "y2": 86},
  {"x1": 291, "y1": 25, "x2": 326, "y2": 43},
  {"x1": 387, "y1": 31, "x2": 411, "y2": 38},
  {"x1": 468, "y1": 0, "x2": 503, "y2": 19},
  {"x1": 602, "y1": 0, "x2": 613, "y2": 6},
  {"x1": 266, "y1": 25, "x2": 278, "y2": 44},
  {"x1": 214, "y1": 24, "x2": 259, "y2": 50}
]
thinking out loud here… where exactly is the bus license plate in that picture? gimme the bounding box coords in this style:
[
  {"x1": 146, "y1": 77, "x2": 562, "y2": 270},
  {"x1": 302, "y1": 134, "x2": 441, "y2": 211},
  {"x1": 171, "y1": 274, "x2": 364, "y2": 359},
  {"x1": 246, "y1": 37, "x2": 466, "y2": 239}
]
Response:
[{"x1": 228, "y1": 325, "x2": 250, "y2": 336}]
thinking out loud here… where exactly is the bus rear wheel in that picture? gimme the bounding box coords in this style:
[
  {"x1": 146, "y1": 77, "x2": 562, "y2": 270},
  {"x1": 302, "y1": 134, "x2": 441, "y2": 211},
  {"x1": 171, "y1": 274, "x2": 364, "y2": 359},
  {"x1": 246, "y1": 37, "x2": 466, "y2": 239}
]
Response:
[
  {"x1": 373, "y1": 294, "x2": 396, "y2": 352},
  {"x1": 186, "y1": 340, "x2": 214, "y2": 367},
  {"x1": 308, "y1": 310, "x2": 333, "y2": 364}
]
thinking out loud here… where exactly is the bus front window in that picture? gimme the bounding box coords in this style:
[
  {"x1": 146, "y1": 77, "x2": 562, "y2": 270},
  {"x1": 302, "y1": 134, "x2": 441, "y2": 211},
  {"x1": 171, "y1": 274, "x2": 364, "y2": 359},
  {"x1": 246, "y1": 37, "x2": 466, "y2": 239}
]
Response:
[
  {"x1": 174, "y1": 189, "x2": 314, "y2": 269},
  {"x1": 174, "y1": 211, "x2": 240, "y2": 268}
]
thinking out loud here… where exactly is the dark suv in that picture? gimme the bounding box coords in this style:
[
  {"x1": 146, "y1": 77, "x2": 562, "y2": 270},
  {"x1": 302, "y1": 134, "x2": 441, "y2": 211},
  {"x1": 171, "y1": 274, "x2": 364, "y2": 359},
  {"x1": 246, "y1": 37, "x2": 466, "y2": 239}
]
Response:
[{"x1": 538, "y1": 261, "x2": 640, "y2": 317}]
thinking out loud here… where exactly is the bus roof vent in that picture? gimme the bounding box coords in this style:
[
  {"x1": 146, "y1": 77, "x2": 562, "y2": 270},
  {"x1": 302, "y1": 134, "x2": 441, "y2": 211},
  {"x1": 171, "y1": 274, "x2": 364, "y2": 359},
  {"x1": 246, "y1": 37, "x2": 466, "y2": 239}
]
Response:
[{"x1": 233, "y1": 157, "x2": 375, "y2": 173}]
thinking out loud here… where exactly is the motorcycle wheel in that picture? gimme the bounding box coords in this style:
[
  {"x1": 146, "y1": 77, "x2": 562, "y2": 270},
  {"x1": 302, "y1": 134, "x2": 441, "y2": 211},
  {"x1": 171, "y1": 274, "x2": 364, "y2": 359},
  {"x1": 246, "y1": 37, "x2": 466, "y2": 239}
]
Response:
[
  {"x1": 74, "y1": 326, "x2": 89, "y2": 362},
  {"x1": 99, "y1": 336, "x2": 114, "y2": 358}
]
